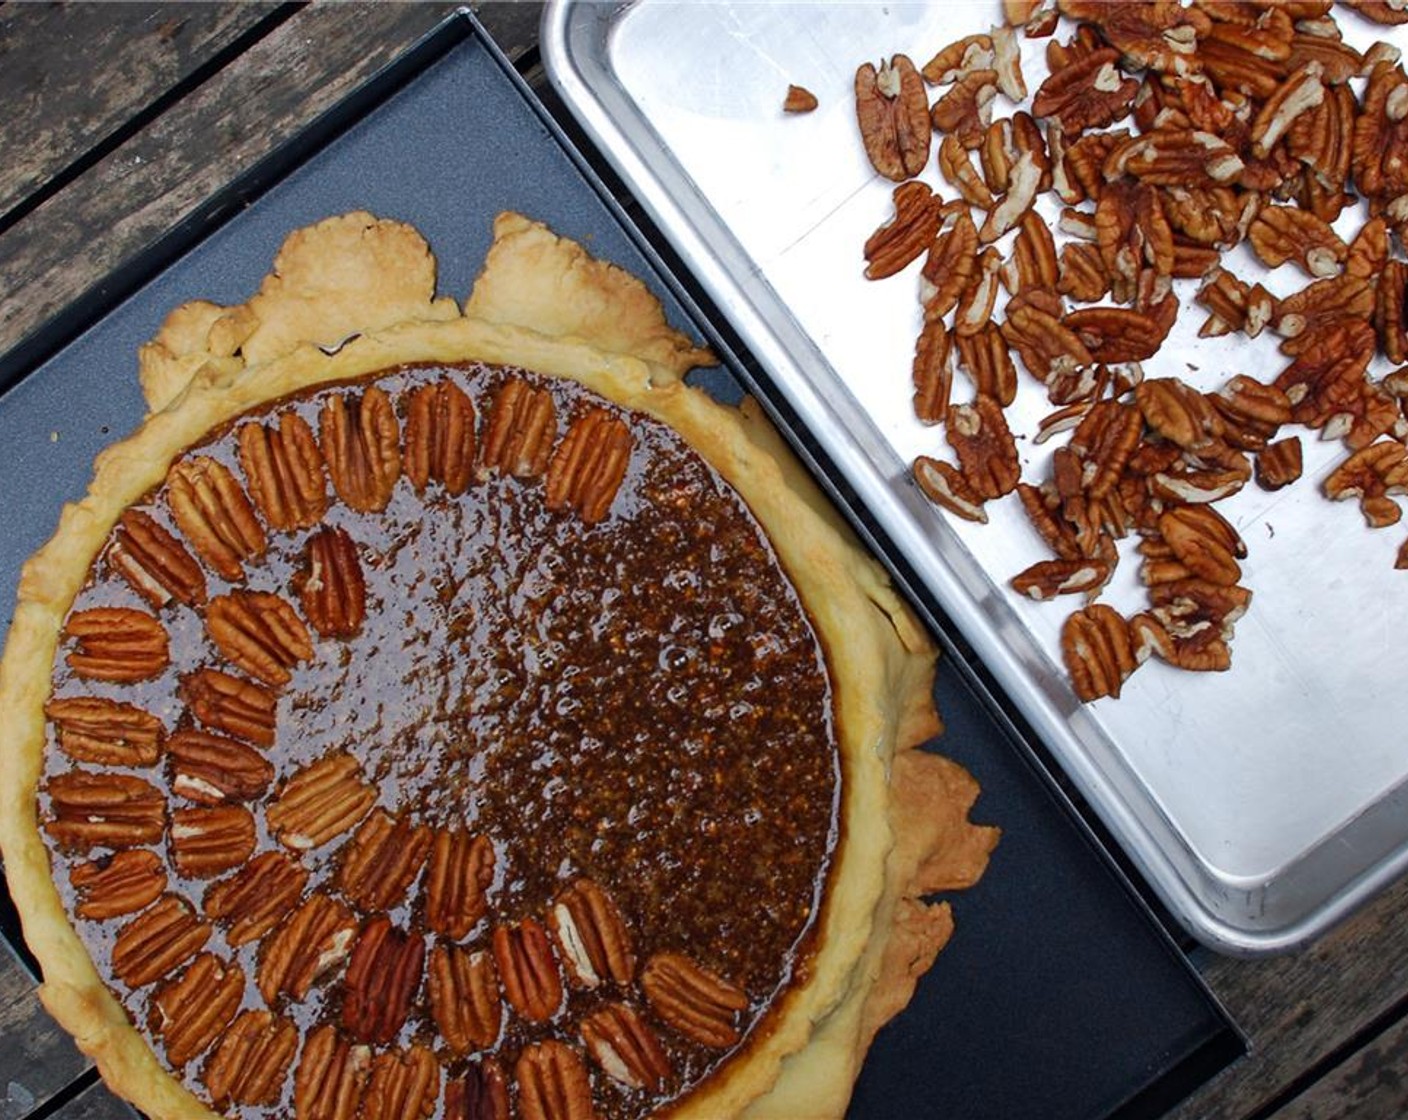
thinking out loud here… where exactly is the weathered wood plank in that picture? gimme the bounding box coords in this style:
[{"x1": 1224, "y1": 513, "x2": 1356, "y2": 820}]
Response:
[
  {"x1": 1168, "y1": 875, "x2": 1408, "y2": 1120},
  {"x1": 49, "y1": 1080, "x2": 138, "y2": 1120},
  {"x1": 1270, "y1": 1013, "x2": 1408, "y2": 1120},
  {"x1": 0, "y1": 936, "x2": 87, "y2": 1120},
  {"x1": 0, "y1": 2, "x2": 279, "y2": 218}
]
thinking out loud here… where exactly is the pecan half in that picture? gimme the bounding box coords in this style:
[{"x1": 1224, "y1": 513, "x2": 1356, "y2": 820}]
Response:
[
  {"x1": 493, "y1": 919, "x2": 563, "y2": 1023},
  {"x1": 641, "y1": 952, "x2": 747, "y2": 1049},
  {"x1": 296, "y1": 526, "x2": 367, "y2": 640},
  {"x1": 1249, "y1": 205, "x2": 1346, "y2": 276},
  {"x1": 581, "y1": 1002, "x2": 671, "y2": 1093},
  {"x1": 181, "y1": 668, "x2": 277, "y2": 746},
  {"x1": 1324, "y1": 441, "x2": 1408, "y2": 526},
  {"x1": 1347, "y1": 218, "x2": 1390, "y2": 281},
  {"x1": 258, "y1": 894, "x2": 358, "y2": 1004},
  {"x1": 70, "y1": 849, "x2": 167, "y2": 919},
  {"x1": 341, "y1": 916, "x2": 425, "y2": 1044},
  {"x1": 946, "y1": 395, "x2": 1021, "y2": 500},
  {"x1": 112, "y1": 893, "x2": 211, "y2": 988},
  {"x1": 45, "y1": 770, "x2": 165, "y2": 851},
  {"x1": 939, "y1": 134, "x2": 994, "y2": 208},
  {"x1": 479, "y1": 378, "x2": 558, "y2": 480},
  {"x1": 1212, "y1": 375, "x2": 1292, "y2": 451},
  {"x1": 405, "y1": 378, "x2": 477, "y2": 496},
  {"x1": 150, "y1": 953, "x2": 244, "y2": 1066},
  {"x1": 170, "y1": 805, "x2": 256, "y2": 879},
  {"x1": 320, "y1": 387, "x2": 401, "y2": 512},
  {"x1": 921, "y1": 211, "x2": 980, "y2": 321},
  {"x1": 912, "y1": 320, "x2": 954, "y2": 424},
  {"x1": 45, "y1": 695, "x2": 163, "y2": 766},
  {"x1": 425, "y1": 827, "x2": 495, "y2": 939},
  {"x1": 361, "y1": 1046, "x2": 439, "y2": 1120},
  {"x1": 864, "y1": 181, "x2": 943, "y2": 279},
  {"x1": 1256, "y1": 436, "x2": 1303, "y2": 489},
  {"x1": 1135, "y1": 378, "x2": 1226, "y2": 454},
  {"x1": 921, "y1": 34, "x2": 995, "y2": 85},
  {"x1": 428, "y1": 943, "x2": 502, "y2": 1054},
  {"x1": 855, "y1": 54, "x2": 930, "y2": 180},
  {"x1": 1157, "y1": 506, "x2": 1244, "y2": 585},
  {"x1": 266, "y1": 752, "x2": 376, "y2": 851},
  {"x1": 1377, "y1": 260, "x2": 1408, "y2": 365},
  {"x1": 203, "y1": 1010, "x2": 297, "y2": 1108},
  {"x1": 1343, "y1": 0, "x2": 1408, "y2": 23},
  {"x1": 238, "y1": 411, "x2": 328, "y2": 532},
  {"x1": 914, "y1": 456, "x2": 989, "y2": 523},
  {"x1": 204, "y1": 850, "x2": 310, "y2": 947},
  {"x1": 166, "y1": 456, "x2": 267, "y2": 582},
  {"x1": 1105, "y1": 128, "x2": 1246, "y2": 186},
  {"x1": 444, "y1": 1063, "x2": 510, "y2": 1120},
  {"x1": 516, "y1": 1042, "x2": 594, "y2": 1120},
  {"x1": 931, "y1": 69, "x2": 999, "y2": 149},
  {"x1": 1061, "y1": 604, "x2": 1138, "y2": 702},
  {"x1": 169, "y1": 728, "x2": 274, "y2": 804},
  {"x1": 1065, "y1": 306, "x2": 1170, "y2": 363},
  {"x1": 63, "y1": 607, "x2": 169, "y2": 682},
  {"x1": 956, "y1": 323, "x2": 1019, "y2": 407},
  {"x1": 336, "y1": 808, "x2": 431, "y2": 912},
  {"x1": 1010, "y1": 558, "x2": 1113, "y2": 600},
  {"x1": 549, "y1": 878, "x2": 636, "y2": 990},
  {"x1": 207, "y1": 590, "x2": 313, "y2": 686},
  {"x1": 294, "y1": 1024, "x2": 371, "y2": 1120},
  {"x1": 1005, "y1": 208, "x2": 1059, "y2": 295},
  {"x1": 545, "y1": 408, "x2": 634, "y2": 524},
  {"x1": 109, "y1": 509, "x2": 206, "y2": 608},
  {"x1": 1032, "y1": 48, "x2": 1139, "y2": 135}
]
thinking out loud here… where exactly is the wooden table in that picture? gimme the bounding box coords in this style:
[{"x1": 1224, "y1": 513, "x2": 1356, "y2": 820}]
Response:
[{"x1": 1, "y1": 4, "x2": 1406, "y2": 1118}]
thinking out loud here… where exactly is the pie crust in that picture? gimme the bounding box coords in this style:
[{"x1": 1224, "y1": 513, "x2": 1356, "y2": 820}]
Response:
[{"x1": 0, "y1": 211, "x2": 998, "y2": 1119}]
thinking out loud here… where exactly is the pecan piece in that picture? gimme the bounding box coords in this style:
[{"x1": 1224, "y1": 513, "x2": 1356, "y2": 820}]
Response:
[
  {"x1": 63, "y1": 607, "x2": 169, "y2": 682},
  {"x1": 545, "y1": 408, "x2": 634, "y2": 524},
  {"x1": 169, "y1": 728, "x2": 274, "y2": 805},
  {"x1": 70, "y1": 849, "x2": 167, "y2": 920},
  {"x1": 1032, "y1": 49, "x2": 1139, "y2": 136},
  {"x1": 166, "y1": 456, "x2": 267, "y2": 582},
  {"x1": 1134, "y1": 378, "x2": 1226, "y2": 454},
  {"x1": 109, "y1": 509, "x2": 206, "y2": 608},
  {"x1": 45, "y1": 695, "x2": 163, "y2": 766},
  {"x1": 516, "y1": 1042, "x2": 594, "y2": 1120},
  {"x1": 258, "y1": 893, "x2": 357, "y2": 1004},
  {"x1": 1196, "y1": 269, "x2": 1275, "y2": 339},
  {"x1": 921, "y1": 34, "x2": 995, "y2": 85},
  {"x1": 296, "y1": 526, "x2": 367, "y2": 640},
  {"x1": 1212, "y1": 375, "x2": 1292, "y2": 450},
  {"x1": 203, "y1": 1010, "x2": 297, "y2": 1108},
  {"x1": 1343, "y1": 0, "x2": 1408, "y2": 23},
  {"x1": 641, "y1": 951, "x2": 747, "y2": 1048},
  {"x1": 493, "y1": 919, "x2": 563, "y2": 1022},
  {"x1": 912, "y1": 320, "x2": 954, "y2": 424},
  {"x1": 1105, "y1": 128, "x2": 1245, "y2": 186},
  {"x1": 238, "y1": 411, "x2": 328, "y2": 531},
  {"x1": 582, "y1": 1002, "x2": 672, "y2": 1093},
  {"x1": 864, "y1": 181, "x2": 943, "y2": 279},
  {"x1": 405, "y1": 378, "x2": 477, "y2": 496},
  {"x1": 549, "y1": 878, "x2": 636, "y2": 990},
  {"x1": 45, "y1": 770, "x2": 165, "y2": 851},
  {"x1": 939, "y1": 134, "x2": 994, "y2": 208},
  {"x1": 150, "y1": 953, "x2": 244, "y2": 1066},
  {"x1": 1010, "y1": 558, "x2": 1112, "y2": 600},
  {"x1": 1324, "y1": 441, "x2": 1408, "y2": 527},
  {"x1": 1158, "y1": 506, "x2": 1244, "y2": 585},
  {"x1": 954, "y1": 248, "x2": 1004, "y2": 336},
  {"x1": 425, "y1": 826, "x2": 495, "y2": 939},
  {"x1": 444, "y1": 1063, "x2": 510, "y2": 1120},
  {"x1": 956, "y1": 323, "x2": 1018, "y2": 407},
  {"x1": 980, "y1": 150, "x2": 1043, "y2": 244},
  {"x1": 294, "y1": 1025, "x2": 371, "y2": 1120},
  {"x1": 479, "y1": 378, "x2": 558, "y2": 480},
  {"x1": 946, "y1": 395, "x2": 1021, "y2": 500},
  {"x1": 181, "y1": 668, "x2": 277, "y2": 746},
  {"x1": 930, "y1": 69, "x2": 999, "y2": 149},
  {"x1": 1275, "y1": 319, "x2": 1376, "y2": 428},
  {"x1": 170, "y1": 805, "x2": 256, "y2": 879},
  {"x1": 204, "y1": 850, "x2": 310, "y2": 947},
  {"x1": 1251, "y1": 62, "x2": 1326, "y2": 157},
  {"x1": 782, "y1": 84, "x2": 818, "y2": 113},
  {"x1": 428, "y1": 943, "x2": 502, "y2": 1054},
  {"x1": 207, "y1": 590, "x2": 313, "y2": 686},
  {"x1": 1275, "y1": 276, "x2": 1374, "y2": 339},
  {"x1": 914, "y1": 457, "x2": 989, "y2": 523},
  {"x1": 266, "y1": 752, "x2": 376, "y2": 851},
  {"x1": 1061, "y1": 604, "x2": 1138, "y2": 702},
  {"x1": 320, "y1": 387, "x2": 401, "y2": 512},
  {"x1": 341, "y1": 916, "x2": 425, "y2": 1044},
  {"x1": 854, "y1": 54, "x2": 930, "y2": 180},
  {"x1": 1377, "y1": 260, "x2": 1408, "y2": 365},
  {"x1": 1005, "y1": 210, "x2": 1060, "y2": 295},
  {"x1": 1249, "y1": 205, "x2": 1346, "y2": 277},
  {"x1": 1064, "y1": 307, "x2": 1170, "y2": 364},
  {"x1": 112, "y1": 893, "x2": 210, "y2": 988},
  {"x1": 1347, "y1": 218, "x2": 1390, "y2": 282},
  {"x1": 362, "y1": 1046, "x2": 439, "y2": 1120},
  {"x1": 336, "y1": 808, "x2": 431, "y2": 912},
  {"x1": 921, "y1": 211, "x2": 980, "y2": 322},
  {"x1": 1256, "y1": 436, "x2": 1303, "y2": 489},
  {"x1": 1057, "y1": 241, "x2": 1110, "y2": 303}
]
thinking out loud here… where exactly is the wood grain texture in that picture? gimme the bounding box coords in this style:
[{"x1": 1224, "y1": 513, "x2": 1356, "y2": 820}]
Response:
[
  {"x1": 1168, "y1": 876, "x2": 1408, "y2": 1119},
  {"x1": 49, "y1": 1081, "x2": 139, "y2": 1120},
  {"x1": 0, "y1": 2, "x2": 279, "y2": 217},
  {"x1": 1272, "y1": 1014, "x2": 1408, "y2": 1120},
  {"x1": 0, "y1": 938, "x2": 88, "y2": 1120}
]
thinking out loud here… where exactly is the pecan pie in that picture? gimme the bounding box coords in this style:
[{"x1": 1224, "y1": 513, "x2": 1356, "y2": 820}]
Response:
[{"x1": 0, "y1": 212, "x2": 997, "y2": 1119}]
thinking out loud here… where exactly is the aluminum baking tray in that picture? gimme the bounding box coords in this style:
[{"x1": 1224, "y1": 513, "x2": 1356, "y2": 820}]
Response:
[{"x1": 542, "y1": 0, "x2": 1408, "y2": 953}]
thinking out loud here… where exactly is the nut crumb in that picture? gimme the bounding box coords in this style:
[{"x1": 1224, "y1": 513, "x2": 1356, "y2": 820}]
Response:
[{"x1": 783, "y1": 84, "x2": 818, "y2": 114}]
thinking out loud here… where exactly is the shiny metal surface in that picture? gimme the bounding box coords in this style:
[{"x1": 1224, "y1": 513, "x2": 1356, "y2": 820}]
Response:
[{"x1": 542, "y1": 0, "x2": 1408, "y2": 953}]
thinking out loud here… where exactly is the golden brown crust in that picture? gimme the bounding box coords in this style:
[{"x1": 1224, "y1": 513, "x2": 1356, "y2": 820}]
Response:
[{"x1": 0, "y1": 211, "x2": 993, "y2": 1120}]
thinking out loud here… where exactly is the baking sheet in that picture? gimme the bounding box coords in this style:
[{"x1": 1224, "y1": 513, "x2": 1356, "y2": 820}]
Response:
[
  {"x1": 0, "y1": 11, "x2": 1239, "y2": 1118},
  {"x1": 542, "y1": 0, "x2": 1408, "y2": 952}
]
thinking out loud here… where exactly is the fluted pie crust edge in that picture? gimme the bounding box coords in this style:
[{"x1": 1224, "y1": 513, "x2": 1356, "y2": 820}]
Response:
[{"x1": 0, "y1": 211, "x2": 998, "y2": 1120}]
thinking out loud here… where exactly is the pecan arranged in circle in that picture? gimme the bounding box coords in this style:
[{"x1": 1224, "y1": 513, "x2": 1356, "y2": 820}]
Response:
[
  {"x1": 548, "y1": 878, "x2": 636, "y2": 990},
  {"x1": 206, "y1": 590, "x2": 313, "y2": 687},
  {"x1": 203, "y1": 1010, "x2": 297, "y2": 1109},
  {"x1": 267, "y1": 753, "x2": 376, "y2": 852},
  {"x1": 545, "y1": 407, "x2": 634, "y2": 524},
  {"x1": 428, "y1": 944, "x2": 502, "y2": 1055},
  {"x1": 166, "y1": 456, "x2": 267, "y2": 582},
  {"x1": 296, "y1": 526, "x2": 367, "y2": 640},
  {"x1": 294, "y1": 1024, "x2": 371, "y2": 1120},
  {"x1": 361, "y1": 1046, "x2": 439, "y2": 1120},
  {"x1": 70, "y1": 849, "x2": 167, "y2": 920},
  {"x1": 111, "y1": 893, "x2": 211, "y2": 988},
  {"x1": 238, "y1": 411, "x2": 328, "y2": 531},
  {"x1": 320, "y1": 387, "x2": 401, "y2": 513},
  {"x1": 405, "y1": 377, "x2": 477, "y2": 496},
  {"x1": 640, "y1": 951, "x2": 747, "y2": 1049},
  {"x1": 341, "y1": 916, "x2": 426, "y2": 1045},
  {"x1": 149, "y1": 952, "x2": 244, "y2": 1066},
  {"x1": 181, "y1": 668, "x2": 278, "y2": 747},
  {"x1": 425, "y1": 826, "x2": 495, "y2": 940},
  {"x1": 168, "y1": 729, "x2": 274, "y2": 805},
  {"x1": 169, "y1": 805, "x2": 256, "y2": 879},
  {"x1": 580, "y1": 1002, "x2": 672, "y2": 1092},
  {"x1": 336, "y1": 808, "x2": 430, "y2": 912},
  {"x1": 45, "y1": 770, "x2": 165, "y2": 852},
  {"x1": 108, "y1": 509, "x2": 206, "y2": 608},
  {"x1": 62, "y1": 607, "x2": 169, "y2": 682},
  {"x1": 515, "y1": 1041, "x2": 594, "y2": 1120},
  {"x1": 257, "y1": 893, "x2": 357, "y2": 1005},
  {"x1": 479, "y1": 378, "x2": 557, "y2": 480},
  {"x1": 203, "y1": 850, "x2": 309, "y2": 948},
  {"x1": 45, "y1": 695, "x2": 163, "y2": 767},
  {"x1": 493, "y1": 918, "x2": 564, "y2": 1023}
]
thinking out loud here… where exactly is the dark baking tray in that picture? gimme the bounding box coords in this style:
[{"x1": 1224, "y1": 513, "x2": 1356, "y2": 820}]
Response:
[{"x1": 0, "y1": 10, "x2": 1241, "y2": 1119}]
